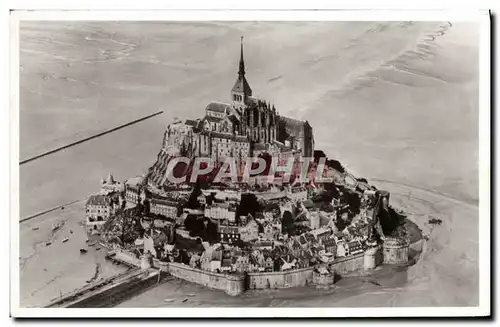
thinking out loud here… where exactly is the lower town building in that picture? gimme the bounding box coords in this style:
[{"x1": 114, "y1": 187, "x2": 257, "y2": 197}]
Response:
[
  {"x1": 150, "y1": 198, "x2": 179, "y2": 218},
  {"x1": 239, "y1": 219, "x2": 260, "y2": 242},
  {"x1": 205, "y1": 203, "x2": 237, "y2": 225},
  {"x1": 100, "y1": 173, "x2": 125, "y2": 195},
  {"x1": 85, "y1": 193, "x2": 119, "y2": 234},
  {"x1": 288, "y1": 186, "x2": 308, "y2": 203},
  {"x1": 218, "y1": 225, "x2": 241, "y2": 244}
]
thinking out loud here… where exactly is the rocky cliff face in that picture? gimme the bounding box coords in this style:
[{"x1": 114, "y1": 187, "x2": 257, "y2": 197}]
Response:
[{"x1": 147, "y1": 125, "x2": 199, "y2": 187}]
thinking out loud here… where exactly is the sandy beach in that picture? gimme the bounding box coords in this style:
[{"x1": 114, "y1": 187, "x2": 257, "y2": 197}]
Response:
[{"x1": 19, "y1": 21, "x2": 479, "y2": 308}]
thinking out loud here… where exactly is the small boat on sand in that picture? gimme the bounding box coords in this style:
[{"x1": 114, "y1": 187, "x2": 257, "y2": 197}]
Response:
[
  {"x1": 95, "y1": 247, "x2": 101, "y2": 251},
  {"x1": 182, "y1": 299, "x2": 188, "y2": 303},
  {"x1": 52, "y1": 223, "x2": 62, "y2": 232},
  {"x1": 80, "y1": 248, "x2": 88, "y2": 254},
  {"x1": 32, "y1": 227, "x2": 39, "y2": 231},
  {"x1": 62, "y1": 237, "x2": 69, "y2": 243},
  {"x1": 163, "y1": 299, "x2": 175, "y2": 303},
  {"x1": 45, "y1": 242, "x2": 52, "y2": 246},
  {"x1": 88, "y1": 242, "x2": 96, "y2": 247}
]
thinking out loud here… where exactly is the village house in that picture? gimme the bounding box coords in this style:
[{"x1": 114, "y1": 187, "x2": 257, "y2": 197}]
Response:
[
  {"x1": 309, "y1": 210, "x2": 321, "y2": 230},
  {"x1": 303, "y1": 248, "x2": 316, "y2": 266},
  {"x1": 336, "y1": 240, "x2": 348, "y2": 258},
  {"x1": 163, "y1": 243, "x2": 175, "y2": 258},
  {"x1": 261, "y1": 221, "x2": 276, "y2": 240},
  {"x1": 153, "y1": 217, "x2": 173, "y2": 229},
  {"x1": 232, "y1": 255, "x2": 250, "y2": 273},
  {"x1": 176, "y1": 184, "x2": 194, "y2": 197},
  {"x1": 294, "y1": 211, "x2": 310, "y2": 228},
  {"x1": 125, "y1": 184, "x2": 140, "y2": 205},
  {"x1": 143, "y1": 234, "x2": 157, "y2": 258},
  {"x1": 239, "y1": 218, "x2": 260, "y2": 242},
  {"x1": 323, "y1": 237, "x2": 337, "y2": 254},
  {"x1": 347, "y1": 240, "x2": 365, "y2": 256},
  {"x1": 221, "y1": 258, "x2": 232, "y2": 272},
  {"x1": 85, "y1": 193, "x2": 119, "y2": 234},
  {"x1": 200, "y1": 247, "x2": 222, "y2": 272},
  {"x1": 205, "y1": 202, "x2": 237, "y2": 225},
  {"x1": 124, "y1": 176, "x2": 144, "y2": 205},
  {"x1": 264, "y1": 255, "x2": 274, "y2": 272},
  {"x1": 248, "y1": 255, "x2": 261, "y2": 272},
  {"x1": 288, "y1": 186, "x2": 308, "y2": 203},
  {"x1": 150, "y1": 197, "x2": 179, "y2": 218},
  {"x1": 251, "y1": 249, "x2": 265, "y2": 267},
  {"x1": 189, "y1": 253, "x2": 201, "y2": 268},
  {"x1": 218, "y1": 225, "x2": 241, "y2": 244},
  {"x1": 252, "y1": 240, "x2": 274, "y2": 250},
  {"x1": 288, "y1": 236, "x2": 304, "y2": 253},
  {"x1": 295, "y1": 250, "x2": 308, "y2": 266},
  {"x1": 311, "y1": 227, "x2": 332, "y2": 242}
]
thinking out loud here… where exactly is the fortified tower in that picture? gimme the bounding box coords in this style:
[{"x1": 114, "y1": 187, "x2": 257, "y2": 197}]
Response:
[
  {"x1": 140, "y1": 251, "x2": 153, "y2": 270},
  {"x1": 382, "y1": 237, "x2": 409, "y2": 265},
  {"x1": 363, "y1": 238, "x2": 381, "y2": 270}
]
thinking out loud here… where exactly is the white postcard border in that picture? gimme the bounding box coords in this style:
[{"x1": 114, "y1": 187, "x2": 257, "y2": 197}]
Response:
[{"x1": 9, "y1": 9, "x2": 491, "y2": 318}]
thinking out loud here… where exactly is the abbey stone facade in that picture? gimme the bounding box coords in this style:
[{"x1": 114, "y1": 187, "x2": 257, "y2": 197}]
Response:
[{"x1": 159, "y1": 38, "x2": 315, "y2": 168}]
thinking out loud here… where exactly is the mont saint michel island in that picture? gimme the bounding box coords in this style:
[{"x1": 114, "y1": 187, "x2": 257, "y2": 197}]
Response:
[{"x1": 18, "y1": 21, "x2": 480, "y2": 310}]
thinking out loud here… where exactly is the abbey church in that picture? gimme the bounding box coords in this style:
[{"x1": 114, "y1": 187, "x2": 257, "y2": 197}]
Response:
[{"x1": 153, "y1": 37, "x2": 315, "y2": 184}]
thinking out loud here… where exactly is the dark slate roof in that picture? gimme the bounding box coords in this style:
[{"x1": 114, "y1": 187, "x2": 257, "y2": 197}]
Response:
[
  {"x1": 206, "y1": 101, "x2": 231, "y2": 114},
  {"x1": 303, "y1": 199, "x2": 314, "y2": 208},
  {"x1": 185, "y1": 119, "x2": 200, "y2": 127},
  {"x1": 204, "y1": 115, "x2": 224, "y2": 123},
  {"x1": 295, "y1": 212, "x2": 308, "y2": 222},
  {"x1": 231, "y1": 76, "x2": 252, "y2": 96},
  {"x1": 302, "y1": 250, "x2": 314, "y2": 260},
  {"x1": 334, "y1": 232, "x2": 345, "y2": 239},
  {"x1": 246, "y1": 97, "x2": 259, "y2": 107},
  {"x1": 86, "y1": 194, "x2": 112, "y2": 206},
  {"x1": 211, "y1": 132, "x2": 233, "y2": 140},
  {"x1": 151, "y1": 198, "x2": 178, "y2": 207},
  {"x1": 227, "y1": 114, "x2": 239, "y2": 125}
]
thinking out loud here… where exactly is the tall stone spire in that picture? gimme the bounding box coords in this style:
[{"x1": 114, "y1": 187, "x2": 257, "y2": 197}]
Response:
[
  {"x1": 231, "y1": 36, "x2": 252, "y2": 103},
  {"x1": 239, "y1": 36, "x2": 245, "y2": 76}
]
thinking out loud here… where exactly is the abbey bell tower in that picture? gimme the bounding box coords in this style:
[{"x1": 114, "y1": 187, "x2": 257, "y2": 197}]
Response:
[{"x1": 231, "y1": 37, "x2": 252, "y2": 106}]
